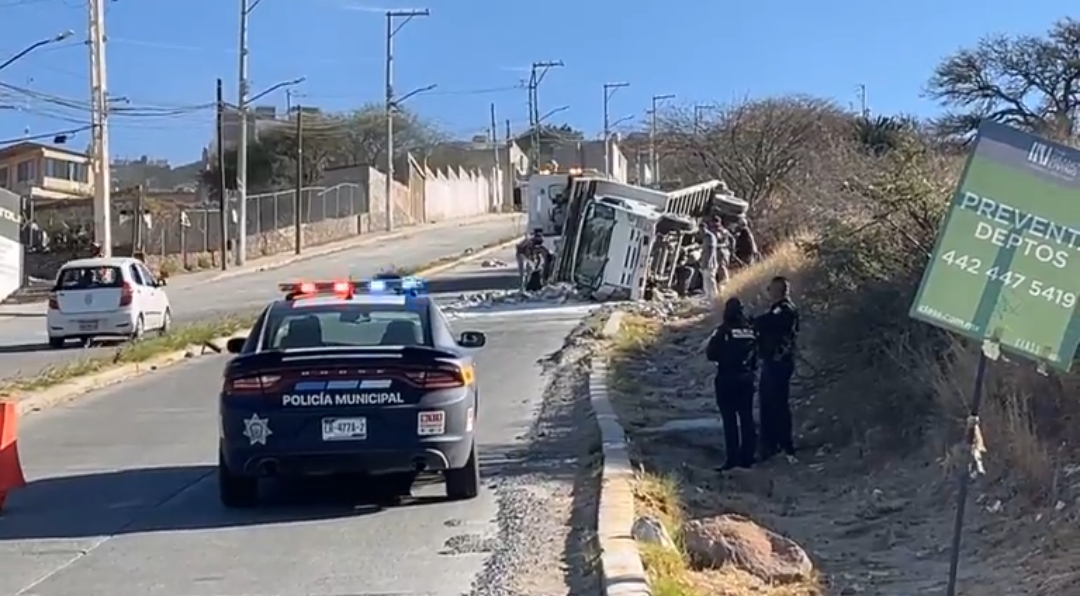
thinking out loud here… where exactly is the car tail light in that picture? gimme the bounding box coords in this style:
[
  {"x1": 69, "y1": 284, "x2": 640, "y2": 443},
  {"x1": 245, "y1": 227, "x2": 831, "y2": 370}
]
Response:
[
  {"x1": 47, "y1": 293, "x2": 59, "y2": 310},
  {"x1": 119, "y1": 282, "x2": 134, "y2": 307},
  {"x1": 404, "y1": 365, "x2": 474, "y2": 389},
  {"x1": 224, "y1": 374, "x2": 283, "y2": 394}
]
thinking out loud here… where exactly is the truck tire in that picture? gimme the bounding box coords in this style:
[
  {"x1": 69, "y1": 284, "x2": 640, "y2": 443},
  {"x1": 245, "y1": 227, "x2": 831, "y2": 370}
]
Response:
[
  {"x1": 445, "y1": 443, "x2": 480, "y2": 500},
  {"x1": 657, "y1": 214, "x2": 695, "y2": 235},
  {"x1": 218, "y1": 451, "x2": 258, "y2": 508}
]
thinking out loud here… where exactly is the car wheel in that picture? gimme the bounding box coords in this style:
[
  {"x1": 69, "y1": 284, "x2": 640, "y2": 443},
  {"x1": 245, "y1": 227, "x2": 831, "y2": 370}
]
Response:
[
  {"x1": 131, "y1": 314, "x2": 145, "y2": 341},
  {"x1": 159, "y1": 308, "x2": 172, "y2": 336},
  {"x1": 445, "y1": 443, "x2": 480, "y2": 500},
  {"x1": 218, "y1": 451, "x2": 258, "y2": 508},
  {"x1": 48, "y1": 337, "x2": 65, "y2": 349}
]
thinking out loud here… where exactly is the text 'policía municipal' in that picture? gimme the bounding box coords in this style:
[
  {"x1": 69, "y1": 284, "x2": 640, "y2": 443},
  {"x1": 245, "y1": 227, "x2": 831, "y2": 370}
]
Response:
[{"x1": 282, "y1": 392, "x2": 405, "y2": 406}]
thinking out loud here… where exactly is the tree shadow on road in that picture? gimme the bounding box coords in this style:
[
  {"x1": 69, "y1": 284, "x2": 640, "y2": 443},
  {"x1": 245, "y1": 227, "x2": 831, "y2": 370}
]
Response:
[{"x1": 0, "y1": 465, "x2": 448, "y2": 540}]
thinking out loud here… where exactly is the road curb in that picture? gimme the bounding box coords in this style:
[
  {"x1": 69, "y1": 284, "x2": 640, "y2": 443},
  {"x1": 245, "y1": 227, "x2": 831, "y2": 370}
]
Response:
[
  {"x1": 15, "y1": 331, "x2": 250, "y2": 417},
  {"x1": 590, "y1": 311, "x2": 651, "y2": 596},
  {"x1": 10, "y1": 237, "x2": 526, "y2": 418},
  {"x1": 203, "y1": 213, "x2": 524, "y2": 284}
]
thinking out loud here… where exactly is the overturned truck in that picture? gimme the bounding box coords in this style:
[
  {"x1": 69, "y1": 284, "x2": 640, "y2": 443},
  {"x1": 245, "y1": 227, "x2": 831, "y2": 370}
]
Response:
[{"x1": 525, "y1": 171, "x2": 749, "y2": 301}]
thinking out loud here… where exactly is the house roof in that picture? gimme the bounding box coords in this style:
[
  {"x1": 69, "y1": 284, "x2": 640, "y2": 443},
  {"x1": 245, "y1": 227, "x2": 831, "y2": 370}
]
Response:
[{"x1": 0, "y1": 141, "x2": 87, "y2": 162}]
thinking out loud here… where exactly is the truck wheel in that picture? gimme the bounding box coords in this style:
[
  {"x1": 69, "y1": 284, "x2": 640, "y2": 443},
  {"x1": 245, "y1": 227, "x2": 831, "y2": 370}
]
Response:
[
  {"x1": 218, "y1": 451, "x2": 258, "y2": 508},
  {"x1": 445, "y1": 443, "x2": 480, "y2": 500}
]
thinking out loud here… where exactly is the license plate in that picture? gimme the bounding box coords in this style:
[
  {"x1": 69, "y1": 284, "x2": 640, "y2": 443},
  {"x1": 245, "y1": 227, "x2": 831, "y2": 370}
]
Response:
[
  {"x1": 321, "y1": 417, "x2": 367, "y2": 441},
  {"x1": 77, "y1": 320, "x2": 99, "y2": 332}
]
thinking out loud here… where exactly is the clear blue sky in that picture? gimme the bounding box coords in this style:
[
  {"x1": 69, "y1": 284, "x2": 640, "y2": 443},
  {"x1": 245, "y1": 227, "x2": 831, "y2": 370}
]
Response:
[{"x1": 0, "y1": 0, "x2": 1071, "y2": 164}]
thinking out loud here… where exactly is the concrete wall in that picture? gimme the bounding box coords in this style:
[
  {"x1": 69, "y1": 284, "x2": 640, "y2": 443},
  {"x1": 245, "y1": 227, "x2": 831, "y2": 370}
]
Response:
[{"x1": 322, "y1": 154, "x2": 513, "y2": 228}]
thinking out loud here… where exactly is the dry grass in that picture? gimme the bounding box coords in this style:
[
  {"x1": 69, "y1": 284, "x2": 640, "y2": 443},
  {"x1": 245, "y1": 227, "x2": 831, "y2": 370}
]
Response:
[
  {"x1": 615, "y1": 242, "x2": 825, "y2": 596},
  {"x1": 608, "y1": 238, "x2": 1080, "y2": 596}
]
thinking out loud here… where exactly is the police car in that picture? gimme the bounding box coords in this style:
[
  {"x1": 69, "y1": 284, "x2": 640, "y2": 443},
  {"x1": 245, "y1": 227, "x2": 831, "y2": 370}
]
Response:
[{"x1": 218, "y1": 276, "x2": 487, "y2": 507}]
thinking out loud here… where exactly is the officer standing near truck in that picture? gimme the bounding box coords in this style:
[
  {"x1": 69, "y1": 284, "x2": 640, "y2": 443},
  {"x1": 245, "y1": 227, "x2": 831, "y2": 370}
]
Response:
[
  {"x1": 755, "y1": 276, "x2": 800, "y2": 461},
  {"x1": 706, "y1": 297, "x2": 759, "y2": 470}
]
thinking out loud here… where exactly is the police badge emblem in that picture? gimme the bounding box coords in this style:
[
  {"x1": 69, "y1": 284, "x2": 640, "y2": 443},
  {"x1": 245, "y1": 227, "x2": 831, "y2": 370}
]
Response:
[{"x1": 242, "y1": 414, "x2": 272, "y2": 445}]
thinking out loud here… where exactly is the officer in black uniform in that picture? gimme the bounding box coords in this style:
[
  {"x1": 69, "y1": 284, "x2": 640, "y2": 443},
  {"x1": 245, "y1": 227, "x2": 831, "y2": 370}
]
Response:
[
  {"x1": 755, "y1": 276, "x2": 800, "y2": 460},
  {"x1": 706, "y1": 297, "x2": 759, "y2": 471}
]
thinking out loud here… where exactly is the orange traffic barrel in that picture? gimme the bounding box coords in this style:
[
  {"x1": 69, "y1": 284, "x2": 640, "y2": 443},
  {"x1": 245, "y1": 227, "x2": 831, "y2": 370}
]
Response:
[{"x1": 0, "y1": 401, "x2": 26, "y2": 511}]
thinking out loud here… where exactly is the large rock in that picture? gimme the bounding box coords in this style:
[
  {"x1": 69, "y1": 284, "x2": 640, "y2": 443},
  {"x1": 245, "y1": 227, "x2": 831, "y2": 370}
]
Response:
[
  {"x1": 631, "y1": 515, "x2": 676, "y2": 550},
  {"x1": 682, "y1": 514, "x2": 813, "y2": 584}
]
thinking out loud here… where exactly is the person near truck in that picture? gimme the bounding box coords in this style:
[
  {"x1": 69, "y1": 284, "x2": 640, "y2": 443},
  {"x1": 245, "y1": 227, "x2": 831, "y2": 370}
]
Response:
[
  {"x1": 706, "y1": 297, "x2": 759, "y2": 471},
  {"x1": 699, "y1": 218, "x2": 724, "y2": 299},
  {"x1": 515, "y1": 230, "x2": 550, "y2": 292},
  {"x1": 755, "y1": 276, "x2": 800, "y2": 461}
]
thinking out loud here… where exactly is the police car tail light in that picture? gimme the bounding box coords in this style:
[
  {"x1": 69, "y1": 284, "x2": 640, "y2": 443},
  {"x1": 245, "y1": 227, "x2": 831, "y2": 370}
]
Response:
[
  {"x1": 405, "y1": 364, "x2": 474, "y2": 389},
  {"x1": 227, "y1": 374, "x2": 283, "y2": 393}
]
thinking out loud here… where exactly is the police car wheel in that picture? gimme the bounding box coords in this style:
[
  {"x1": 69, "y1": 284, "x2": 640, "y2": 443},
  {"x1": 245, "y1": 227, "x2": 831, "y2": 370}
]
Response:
[
  {"x1": 218, "y1": 455, "x2": 258, "y2": 508},
  {"x1": 445, "y1": 444, "x2": 480, "y2": 500}
]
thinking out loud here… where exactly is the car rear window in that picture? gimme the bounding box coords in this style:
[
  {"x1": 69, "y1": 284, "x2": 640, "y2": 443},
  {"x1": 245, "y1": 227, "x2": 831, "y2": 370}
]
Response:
[
  {"x1": 262, "y1": 303, "x2": 430, "y2": 349},
  {"x1": 55, "y1": 266, "x2": 124, "y2": 290}
]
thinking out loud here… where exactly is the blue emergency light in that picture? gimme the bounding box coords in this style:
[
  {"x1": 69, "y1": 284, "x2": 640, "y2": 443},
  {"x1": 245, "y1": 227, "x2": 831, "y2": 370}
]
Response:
[{"x1": 362, "y1": 275, "x2": 426, "y2": 296}]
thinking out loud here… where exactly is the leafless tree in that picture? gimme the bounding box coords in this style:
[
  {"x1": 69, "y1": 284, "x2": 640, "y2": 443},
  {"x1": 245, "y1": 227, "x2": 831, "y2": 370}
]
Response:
[{"x1": 926, "y1": 17, "x2": 1080, "y2": 141}]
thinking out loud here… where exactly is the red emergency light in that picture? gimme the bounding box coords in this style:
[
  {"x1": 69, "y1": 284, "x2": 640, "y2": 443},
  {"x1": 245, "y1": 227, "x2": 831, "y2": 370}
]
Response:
[{"x1": 278, "y1": 281, "x2": 353, "y2": 299}]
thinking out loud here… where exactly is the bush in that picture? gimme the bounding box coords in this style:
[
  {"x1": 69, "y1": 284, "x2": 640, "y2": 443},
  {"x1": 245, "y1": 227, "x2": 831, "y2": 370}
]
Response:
[{"x1": 646, "y1": 88, "x2": 1079, "y2": 500}]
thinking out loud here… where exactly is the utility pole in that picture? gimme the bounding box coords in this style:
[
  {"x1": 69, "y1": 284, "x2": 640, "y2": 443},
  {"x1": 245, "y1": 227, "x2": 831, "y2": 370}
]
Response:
[
  {"x1": 88, "y1": 0, "x2": 112, "y2": 256},
  {"x1": 693, "y1": 104, "x2": 715, "y2": 134},
  {"x1": 857, "y1": 84, "x2": 869, "y2": 119},
  {"x1": 216, "y1": 79, "x2": 228, "y2": 271},
  {"x1": 602, "y1": 82, "x2": 629, "y2": 177},
  {"x1": 490, "y1": 103, "x2": 500, "y2": 210},
  {"x1": 649, "y1": 93, "x2": 675, "y2": 187},
  {"x1": 133, "y1": 184, "x2": 145, "y2": 254},
  {"x1": 527, "y1": 60, "x2": 563, "y2": 173},
  {"x1": 384, "y1": 8, "x2": 430, "y2": 233},
  {"x1": 294, "y1": 105, "x2": 303, "y2": 255},
  {"x1": 234, "y1": 0, "x2": 264, "y2": 265}
]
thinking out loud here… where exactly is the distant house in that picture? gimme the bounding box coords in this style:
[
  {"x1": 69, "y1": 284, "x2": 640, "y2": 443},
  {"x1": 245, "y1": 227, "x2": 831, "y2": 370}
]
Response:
[
  {"x1": 0, "y1": 141, "x2": 92, "y2": 200},
  {"x1": 513, "y1": 131, "x2": 634, "y2": 183}
]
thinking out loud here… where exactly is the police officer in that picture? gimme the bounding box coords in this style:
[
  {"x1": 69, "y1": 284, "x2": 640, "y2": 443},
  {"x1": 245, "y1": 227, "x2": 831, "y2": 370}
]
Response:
[
  {"x1": 755, "y1": 276, "x2": 800, "y2": 460},
  {"x1": 706, "y1": 297, "x2": 759, "y2": 471}
]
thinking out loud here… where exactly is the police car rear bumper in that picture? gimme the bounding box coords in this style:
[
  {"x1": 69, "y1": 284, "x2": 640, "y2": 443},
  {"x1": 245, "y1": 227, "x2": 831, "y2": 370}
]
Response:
[{"x1": 220, "y1": 436, "x2": 473, "y2": 478}]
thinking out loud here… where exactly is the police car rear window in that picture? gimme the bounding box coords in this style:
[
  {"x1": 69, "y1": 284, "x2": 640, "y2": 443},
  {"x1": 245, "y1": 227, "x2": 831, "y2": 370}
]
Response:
[
  {"x1": 263, "y1": 304, "x2": 429, "y2": 349},
  {"x1": 55, "y1": 266, "x2": 124, "y2": 290}
]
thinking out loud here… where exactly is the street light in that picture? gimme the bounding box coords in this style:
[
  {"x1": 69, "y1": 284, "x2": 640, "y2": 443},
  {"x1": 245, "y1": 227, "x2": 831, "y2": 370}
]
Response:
[
  {"x1": 0, "y1": 30, "x2": 74, "y2": 72},
  {"x1": 385, "y1": 8, "x2": 431, "y2": 232},
  {"x1": 248, "y1": 77, "x2": 305, "y2": 104},
  {"x1": 538, "y1": 105, "x2": 569, "y2": 125},
  {"x1": 602, "y1": 82, "x2": 629, "y2": 176},
  {"x1": 649, "y1": 93, "x2": 675, "y2": 186}
]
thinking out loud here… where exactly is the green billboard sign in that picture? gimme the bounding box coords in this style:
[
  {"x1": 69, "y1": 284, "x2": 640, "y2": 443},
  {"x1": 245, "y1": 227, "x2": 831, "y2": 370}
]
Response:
[{"x1": 910, "y1": 121, "x2": 1080, "y2": 371}]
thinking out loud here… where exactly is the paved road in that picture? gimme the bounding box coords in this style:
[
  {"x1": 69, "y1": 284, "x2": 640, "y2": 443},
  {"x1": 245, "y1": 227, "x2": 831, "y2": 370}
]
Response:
[
  {"x1": 0, "y1": 272, "x2": 601, "y2": 596},
  {"x1": 0, "y1": 216, "x2": 523, "y2": 383}
]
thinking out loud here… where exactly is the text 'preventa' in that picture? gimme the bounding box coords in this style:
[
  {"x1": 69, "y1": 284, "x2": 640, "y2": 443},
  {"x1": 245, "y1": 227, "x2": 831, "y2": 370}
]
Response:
[{"x1": 960, "y1": 191, "x2": 1080, "y2": 269}]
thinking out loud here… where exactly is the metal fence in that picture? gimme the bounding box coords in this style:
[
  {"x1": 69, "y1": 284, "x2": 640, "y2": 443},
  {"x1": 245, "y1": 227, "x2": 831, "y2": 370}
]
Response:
[{"x1": 21, "y1": 183, "x2": 370, "y2": 274}]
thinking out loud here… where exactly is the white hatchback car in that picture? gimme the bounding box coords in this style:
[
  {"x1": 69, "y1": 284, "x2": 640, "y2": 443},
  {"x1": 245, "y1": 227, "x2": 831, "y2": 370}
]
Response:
[{"x1": 46, "y1": 257, "x2": 172, "y2": 348}]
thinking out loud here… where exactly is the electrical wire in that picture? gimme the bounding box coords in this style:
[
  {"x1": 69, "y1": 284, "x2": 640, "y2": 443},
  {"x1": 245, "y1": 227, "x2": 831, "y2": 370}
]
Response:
[{"x1": 0, "y1": 124, "x2": 91, "y2": 144}]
